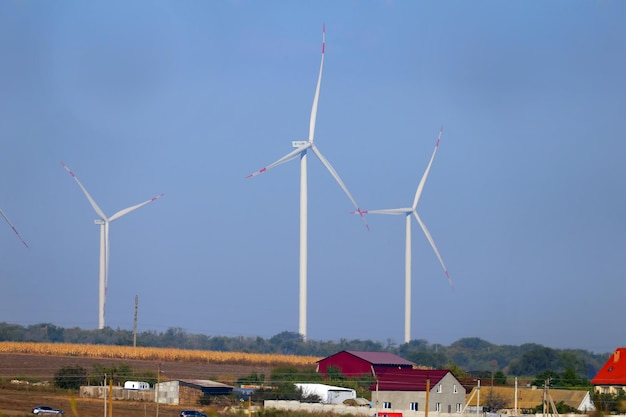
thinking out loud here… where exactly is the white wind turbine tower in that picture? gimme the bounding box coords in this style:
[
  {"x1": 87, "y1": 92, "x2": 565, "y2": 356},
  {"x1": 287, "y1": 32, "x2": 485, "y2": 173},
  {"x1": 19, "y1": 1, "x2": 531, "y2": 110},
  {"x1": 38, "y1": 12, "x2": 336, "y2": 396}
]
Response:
[
  {"x1": 1, "y1": 208, "x2": 29, "y2": 248},
  {"x1": 358, "y1": 128, "x2": 452, "y2": 344},
  {"x1": 247, "y1": 26, "x2": 368, "y2": 340},
  {"x1": 62, "y1": 162, "x2": 163, "y2": 330}
]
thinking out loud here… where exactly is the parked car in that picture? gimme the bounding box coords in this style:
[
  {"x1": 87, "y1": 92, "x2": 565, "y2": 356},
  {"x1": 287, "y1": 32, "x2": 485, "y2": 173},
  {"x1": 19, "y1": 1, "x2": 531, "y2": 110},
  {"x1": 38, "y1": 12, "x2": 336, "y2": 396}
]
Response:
[
  {"x1": 32, "y1": 406, "x2": 64, "y2": 415},
  {"x1": 180, "y1": 411, "x2": 207, "y2": 417}
]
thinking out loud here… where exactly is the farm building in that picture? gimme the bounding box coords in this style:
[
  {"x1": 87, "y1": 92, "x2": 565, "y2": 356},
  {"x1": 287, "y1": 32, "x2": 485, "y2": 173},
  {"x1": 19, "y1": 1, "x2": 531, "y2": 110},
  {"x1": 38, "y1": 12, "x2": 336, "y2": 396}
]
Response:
[
  {"x1": 155, "y1": 379, "x2": 234, "y2": 405},
  {"x1": 465, "y1": 385, "x2": 595, "y2": 413},
  {"x1": 592, "y1": 347, "x2": 626, "y2": 395},
  {"x1": 371, "y1": 368, "x2": 466, "y2": 414},
  {"x1": 316, "y1": 350, "x2": 415, "y2": 378},
  {"x1": 315, "y1": 350, "x2": 468, "y2": 413},
  {"x1": 295, "y1": 383, "x2": 356, "y2": 404}
]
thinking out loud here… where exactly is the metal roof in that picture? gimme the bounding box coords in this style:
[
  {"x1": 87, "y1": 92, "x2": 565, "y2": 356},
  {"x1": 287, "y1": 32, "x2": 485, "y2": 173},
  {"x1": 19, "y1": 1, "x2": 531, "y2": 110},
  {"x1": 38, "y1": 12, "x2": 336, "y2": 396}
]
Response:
[
  {"x1": 178, "y1": 379, "x2": 233, "y2": 389},
  {"x1": 371, "y1": 368, "x2": 450, "y2": 391},
  {"x1": 592, "y1": 348, "x2": 626, "y2": 385},
  {"x1": 343, "y1": 351, "x2": 415, "y2": 367}
]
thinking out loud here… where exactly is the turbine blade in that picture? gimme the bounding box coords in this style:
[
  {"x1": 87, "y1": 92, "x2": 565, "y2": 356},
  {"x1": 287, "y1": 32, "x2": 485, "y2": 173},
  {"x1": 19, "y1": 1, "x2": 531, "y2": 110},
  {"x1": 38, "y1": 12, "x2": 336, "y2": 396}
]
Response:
[
  {"x1": 352, "y1": 208, "x2": 412, "y2": 216},
  {"x1": 311, "y1": 144, "x2": 369, "y2": 230},
  {"x1": 109, "y1": 193, "x2": 164, "y2": 222},
  {"x1": 308, "y1": 24, "x2": 325, "y2": 143},
  {"x1": 0, "y1": 208, "x2": 29, "y2": 248},
  {"x1": 246, "y1": 143, "x2": 311, "y2": 178},
  {"x1": 412, "y1": 127, "x2": 443, "y2": 210},
  {"x1": 62, "y1": 162, "x2": 108, "y2": 220},
  {"x1": 413, "y1": 211, "x2": 453, "y2": 288}
]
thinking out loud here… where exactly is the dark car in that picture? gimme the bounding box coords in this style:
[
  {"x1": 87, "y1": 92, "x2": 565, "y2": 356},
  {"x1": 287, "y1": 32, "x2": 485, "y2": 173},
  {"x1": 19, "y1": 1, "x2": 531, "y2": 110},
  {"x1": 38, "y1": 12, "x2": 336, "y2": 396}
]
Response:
[
  {"x1": 32, "y1": 406, "x2": 64, "y2": 415},
  {"x1": 180, "y1": 411, "x2": 207, "y2": 417}
]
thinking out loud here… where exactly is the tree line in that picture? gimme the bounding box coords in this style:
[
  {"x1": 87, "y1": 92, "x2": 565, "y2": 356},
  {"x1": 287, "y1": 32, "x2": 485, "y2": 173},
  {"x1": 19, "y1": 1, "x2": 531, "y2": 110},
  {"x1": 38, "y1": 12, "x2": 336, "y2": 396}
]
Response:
[{"x1": 0, "y1": 322, "x2": 610, "y2": 380}]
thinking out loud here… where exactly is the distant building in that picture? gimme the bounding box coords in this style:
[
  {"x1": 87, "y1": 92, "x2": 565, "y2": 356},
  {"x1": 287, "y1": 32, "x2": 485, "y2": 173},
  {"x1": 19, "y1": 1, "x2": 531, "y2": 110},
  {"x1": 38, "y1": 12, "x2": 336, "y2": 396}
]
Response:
[
  {"x1": 592, "y1": 347, "x2": 626, "y2": 395},
  {"x1": 371, "y1": 368, "x2": 466, "y2": 414},
  {"x1": 295, "y1": 383, "x2": 356, "y2": 404},
  {"x1": 155, "y1": 379, "x2": 233, "y2": 405},
  {"x1": 316, "y1": 350, "x2": 416, "y2": 378},
  {"x1": 315, "y1": 350, "x2": 465, "y2": 414}
]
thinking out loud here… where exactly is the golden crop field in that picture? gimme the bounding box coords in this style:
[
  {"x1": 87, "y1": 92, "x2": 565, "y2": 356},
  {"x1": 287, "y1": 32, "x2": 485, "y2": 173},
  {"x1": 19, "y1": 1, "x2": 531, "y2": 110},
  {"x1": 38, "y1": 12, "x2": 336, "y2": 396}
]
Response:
[{"x1": 0, "y1": 341, "x2": 320, "y2": 367}]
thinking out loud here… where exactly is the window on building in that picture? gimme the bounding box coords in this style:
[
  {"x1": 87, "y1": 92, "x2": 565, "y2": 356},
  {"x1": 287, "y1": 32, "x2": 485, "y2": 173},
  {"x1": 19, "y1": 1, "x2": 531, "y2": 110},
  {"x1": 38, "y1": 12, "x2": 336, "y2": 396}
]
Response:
[
  {"x1": 456, "y1": 403, "x2": 462, "y2": 412},
  {"x1": 437, "y1": 384, "x2": 443, "y2": 393},
  {"x1": 453, "y1": 384, "x2": 458, "y2": 393},
  {"x1": 383, "y1": 402, "x2": 391, "y2": 409},
  {"x1": 436, "y1": 402, "x2": 441, "y2": 412},
  {"x1": 410, "y1": 402, "x2": 419, "y2": 411}
]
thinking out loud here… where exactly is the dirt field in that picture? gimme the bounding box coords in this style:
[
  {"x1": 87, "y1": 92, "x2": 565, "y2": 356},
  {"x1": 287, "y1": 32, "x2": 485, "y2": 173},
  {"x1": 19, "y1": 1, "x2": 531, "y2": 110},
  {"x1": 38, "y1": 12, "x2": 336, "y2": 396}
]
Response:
[{"x1": 0, "y1": 353, "x2": 275, "y2": 417}]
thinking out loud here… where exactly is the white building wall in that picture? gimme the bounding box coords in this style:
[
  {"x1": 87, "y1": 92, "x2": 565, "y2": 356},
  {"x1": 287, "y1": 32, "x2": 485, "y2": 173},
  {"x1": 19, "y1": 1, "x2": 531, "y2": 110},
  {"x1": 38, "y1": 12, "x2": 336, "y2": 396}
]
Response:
[{"x1": 155, "y1": 381, "x2": 180, "y2": 405}]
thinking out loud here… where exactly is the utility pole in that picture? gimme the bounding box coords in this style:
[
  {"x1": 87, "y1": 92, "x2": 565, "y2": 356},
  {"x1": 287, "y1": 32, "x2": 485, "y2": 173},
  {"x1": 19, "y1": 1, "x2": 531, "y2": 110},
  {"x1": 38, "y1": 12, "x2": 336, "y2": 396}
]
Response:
[
  {"x1": 103, "y1": 373, "x2": 107, "y2": 417},
  {"x1": 543, "y1": 379, "x2": 547, "y2": 417},
  {"x1": 156, "y1": 363, "x2": 160, "y2": 417},
  {"x1": 476, "y1": 379, "x2": 480, "y2": 417},
  {"x1": 425, "y1": 378, "x2": 430, "y2": 417},
  {"x1": 133, "y1": 295, "x2": 138, "y2": 348},
  {"x1": 514, "y1": 377, "x2": 518, "y2": 417},
  {"x1": 108, "y1": 373, "x2": 113, "y2": 417}
]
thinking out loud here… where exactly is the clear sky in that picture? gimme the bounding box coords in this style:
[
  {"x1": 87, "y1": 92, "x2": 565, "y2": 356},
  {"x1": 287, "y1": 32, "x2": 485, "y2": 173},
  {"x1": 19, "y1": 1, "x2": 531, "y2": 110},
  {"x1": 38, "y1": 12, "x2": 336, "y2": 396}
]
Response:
[{"x1": 1, "y1": 1, "x2": 624, "y2": 354}]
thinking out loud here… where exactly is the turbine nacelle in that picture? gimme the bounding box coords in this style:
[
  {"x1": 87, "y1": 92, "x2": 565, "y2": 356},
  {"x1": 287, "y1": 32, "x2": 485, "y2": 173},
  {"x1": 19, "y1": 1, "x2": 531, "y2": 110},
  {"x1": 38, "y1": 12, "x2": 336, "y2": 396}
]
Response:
[{"x1": 292, "y1": 140, "x2": 309, "y2": 148}]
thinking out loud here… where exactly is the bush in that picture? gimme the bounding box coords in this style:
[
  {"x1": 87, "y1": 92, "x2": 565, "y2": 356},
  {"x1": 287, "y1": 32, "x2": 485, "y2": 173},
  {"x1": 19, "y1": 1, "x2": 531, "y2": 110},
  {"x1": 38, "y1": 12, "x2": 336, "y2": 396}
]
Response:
[{"x1": 54, "y1": 365, "x2": 87, "y2": 390}]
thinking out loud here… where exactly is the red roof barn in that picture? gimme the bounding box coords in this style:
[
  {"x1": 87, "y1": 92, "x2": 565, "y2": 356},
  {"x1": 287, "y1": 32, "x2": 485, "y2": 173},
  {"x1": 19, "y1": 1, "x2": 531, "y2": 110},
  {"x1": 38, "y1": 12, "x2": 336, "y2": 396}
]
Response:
[{"x1": 316, "y1": 350, "x2": 415, "y2": 378}]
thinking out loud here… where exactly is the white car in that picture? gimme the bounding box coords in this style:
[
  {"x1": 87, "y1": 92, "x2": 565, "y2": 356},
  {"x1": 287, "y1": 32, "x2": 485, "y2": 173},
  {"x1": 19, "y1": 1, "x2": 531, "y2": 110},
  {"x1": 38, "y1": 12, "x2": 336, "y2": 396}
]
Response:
[{"x1": 32, "y1": 406, "x2": 64, "y2": 415}]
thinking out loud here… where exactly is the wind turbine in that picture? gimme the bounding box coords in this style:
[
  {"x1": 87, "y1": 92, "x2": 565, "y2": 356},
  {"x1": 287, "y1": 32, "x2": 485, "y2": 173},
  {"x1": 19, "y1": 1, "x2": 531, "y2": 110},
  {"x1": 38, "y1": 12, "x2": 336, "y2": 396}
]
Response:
[
  {"x1": 0, "y1": 208, "x2": 29, "y2": 248},
  {"x1": 62, "y1": 162, "x2": 163, "y2": 330},
  {"x1": 246, "y1": 26, "x2": 367, "y2": 340},
  {"x1": 357, "y1": 128, "x2": 452, "y2": 344}
]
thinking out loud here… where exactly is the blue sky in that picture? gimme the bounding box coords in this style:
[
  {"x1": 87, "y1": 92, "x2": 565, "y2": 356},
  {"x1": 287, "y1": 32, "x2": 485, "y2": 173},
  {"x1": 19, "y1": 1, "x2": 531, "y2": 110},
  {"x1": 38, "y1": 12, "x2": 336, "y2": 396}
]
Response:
[{"x1": 1, "y1": 1, "x2": 625, "y2": 354}]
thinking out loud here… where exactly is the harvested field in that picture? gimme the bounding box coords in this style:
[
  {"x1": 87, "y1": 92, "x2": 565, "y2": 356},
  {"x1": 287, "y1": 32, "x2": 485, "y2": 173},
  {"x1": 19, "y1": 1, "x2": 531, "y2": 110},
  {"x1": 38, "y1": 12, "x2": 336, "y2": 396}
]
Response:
[{"x1": 0, "y1": 348, "x2": 314, "y2": 417}]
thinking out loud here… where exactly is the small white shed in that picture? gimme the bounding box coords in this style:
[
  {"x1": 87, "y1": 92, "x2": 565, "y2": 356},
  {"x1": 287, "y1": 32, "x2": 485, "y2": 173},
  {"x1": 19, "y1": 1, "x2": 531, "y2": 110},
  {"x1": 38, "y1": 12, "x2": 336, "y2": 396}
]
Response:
[
  {"x1": 124, "y1": 381, "x2": 150, "y2": 390},
  {"x1": 295, "y1": 383, "x2": 356, "y2": 404}
]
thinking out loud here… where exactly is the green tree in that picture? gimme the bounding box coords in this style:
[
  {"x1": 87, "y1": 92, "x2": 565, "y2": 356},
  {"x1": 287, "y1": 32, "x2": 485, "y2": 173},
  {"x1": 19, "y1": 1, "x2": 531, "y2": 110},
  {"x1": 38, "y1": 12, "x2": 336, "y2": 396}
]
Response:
[
  {"x1": 559, "y1": 367, "x2": 589, "y2": 388},
  {"x1": 592, "y1": 390, "x2": 626, "y2": 414},
  {"x1": 325, "y1": 366, "x2": 345, "y2": 381},
  {"x1": 237, "y1": 371, "x2": 265, "y2": 386},
  {"x1": 54, "y1": 365, "x2": 87, "y2": 390},
  {"x1": 510, "y1": 347, "x2": 560, "y2": 376},
  {"x1": 269, "y1": 366, "x2": 321, "y2": 384},
  {"x1": 532, "y1": 370, "x2": 560, "y2": 388},
  {"x1": 493, "y1": 370, "x2": 507, "y2": 385},
  {"x1": 443, "y1": 362, "x2": 468, "y2": 378}
]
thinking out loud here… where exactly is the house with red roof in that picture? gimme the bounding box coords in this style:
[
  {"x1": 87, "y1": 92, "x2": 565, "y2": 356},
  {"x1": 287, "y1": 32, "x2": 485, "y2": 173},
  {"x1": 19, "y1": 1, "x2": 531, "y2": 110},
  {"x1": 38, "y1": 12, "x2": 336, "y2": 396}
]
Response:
[
  {"x1": 592, "y1": 347, "x2": 626, "y2": 395},
  {"x1": 316, "y1": 351, "x2": 465, "y2": 413}
]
